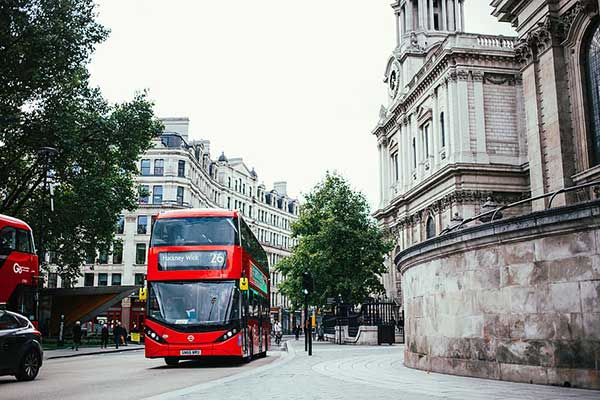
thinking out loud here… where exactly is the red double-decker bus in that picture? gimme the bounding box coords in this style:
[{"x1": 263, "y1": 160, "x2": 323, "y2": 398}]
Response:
[
  {"x1": 0, "y1": 214, "x2": 39, "y2": 323},
  {"x1": 144, "y1": 209, "x2": 271, "y2": 365}
]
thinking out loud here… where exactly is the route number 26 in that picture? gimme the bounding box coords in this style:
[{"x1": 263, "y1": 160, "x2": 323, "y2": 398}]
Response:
[{"x1": 211, "y1": 253, "x2": 225, "y2": 264}]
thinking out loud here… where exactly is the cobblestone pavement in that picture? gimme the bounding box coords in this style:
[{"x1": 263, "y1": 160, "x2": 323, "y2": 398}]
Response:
[{"x1": 153, "y1": 340, "x2": 600, "y2": 400}]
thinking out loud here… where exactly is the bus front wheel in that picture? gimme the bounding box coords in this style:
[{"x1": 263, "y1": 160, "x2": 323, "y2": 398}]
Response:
[{"x1": 164, "y1": 357, "x2": 179, "y2": 366}]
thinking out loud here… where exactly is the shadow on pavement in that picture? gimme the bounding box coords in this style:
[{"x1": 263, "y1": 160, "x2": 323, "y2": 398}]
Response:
[{"x1": 150, "y1": 356, "x2": 253, "y2": 370}]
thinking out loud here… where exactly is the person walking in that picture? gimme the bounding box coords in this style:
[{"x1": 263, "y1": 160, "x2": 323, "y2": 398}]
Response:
[
  {"x1": 114, "y1": 321, "x2": 122, "y2": 349},
  {"x1": 294, "y1": 324, "x2": 300, "y2": 340},
  {"x1": 71, "y1": 321, "x2": 82, "y2": 351},
  {"x1": 100, "y1": 323, "x2": 109, "y2": 349},
  {"x1": 121, "y1": 324, "x2": 128, "y2": 346},
  {"x1": 273, "y1": 320, "x2": 282, "y2": 345}
]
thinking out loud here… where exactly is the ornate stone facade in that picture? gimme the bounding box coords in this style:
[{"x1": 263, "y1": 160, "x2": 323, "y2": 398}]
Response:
[
  {"x1": 373, "y1": 1, "x2": 529, "y2": 303},
  {"x1": 493, "y1": 0, "x2": 600, "y2": 208}
]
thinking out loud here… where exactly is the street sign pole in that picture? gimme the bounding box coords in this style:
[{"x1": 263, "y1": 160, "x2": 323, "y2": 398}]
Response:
[
  {"x1": 308, "y1": 308, "x2": 312, "y2": 356},
  {"x1": 304, "y1": 292, "x2": 308, "y2": 352}
]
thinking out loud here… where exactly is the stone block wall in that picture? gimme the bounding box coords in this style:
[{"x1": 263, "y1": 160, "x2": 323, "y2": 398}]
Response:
[{"x1": 398, "y1": 200, "x2": 600, "y2": 389}]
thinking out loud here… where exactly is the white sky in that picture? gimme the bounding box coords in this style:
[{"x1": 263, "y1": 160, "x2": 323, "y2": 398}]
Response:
[{"x1": 89, "y1": 1, "x2": 515, "y2": 207}]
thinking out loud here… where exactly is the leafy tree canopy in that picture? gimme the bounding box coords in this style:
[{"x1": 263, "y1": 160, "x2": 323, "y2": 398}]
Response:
[
  {"x1": 0, "y1": 0, "x2": 163, "y2": 283},
  {"x1": 276, "y1": 173, "x2": 393, "y2": 308}
]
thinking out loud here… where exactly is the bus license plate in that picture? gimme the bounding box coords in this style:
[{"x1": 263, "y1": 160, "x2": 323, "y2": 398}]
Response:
[{"x1": 180, "y1": 350, "x2": 201, "y2": 356}]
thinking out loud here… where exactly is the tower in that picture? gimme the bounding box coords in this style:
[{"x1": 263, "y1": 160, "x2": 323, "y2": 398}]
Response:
[
  {"x1": 384, "y1": 0, "x2": 466, "y2": 107},
  {"x1": 391, "y1": 0, "x2": 464, "y2": 48}
]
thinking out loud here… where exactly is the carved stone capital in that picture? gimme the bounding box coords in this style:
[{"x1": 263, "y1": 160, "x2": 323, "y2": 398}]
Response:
[
  {"x1": 456, "y1": 70, "x2": 470, "y2": 81},
  {"x1": 472, "y1": 71, "x2": 485, "y2": 82}
]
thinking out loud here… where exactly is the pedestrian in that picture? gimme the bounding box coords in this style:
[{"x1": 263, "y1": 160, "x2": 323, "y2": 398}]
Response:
[
  {"x1": 101, "y1": 323, "x2": 109, "y2": 349},
  {"x1": 121, "y1": 324, "x2": 128, "y2": 346},
  {"x1": 72, "y1": 321, "x2": 82, "y2": 351},
  {"x1": 318, "y1": 324, "x2": 325, "y2": 341},
  {"x1": 114, "y1": 321, "x2": 122, "y2": 349},
  {"x1": 294, "y1": 324, "x2": 300, "y2": 340}
]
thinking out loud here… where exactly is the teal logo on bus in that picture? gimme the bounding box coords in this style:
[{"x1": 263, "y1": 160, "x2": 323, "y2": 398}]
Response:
[{"x1": 251, "y1": 264, "x2": 268, "y2": 293}]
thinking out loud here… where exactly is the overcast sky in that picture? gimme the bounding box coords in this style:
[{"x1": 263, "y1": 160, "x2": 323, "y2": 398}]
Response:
[{"x1": 89, "y1": 1, "x2": 515, "y2": 207}]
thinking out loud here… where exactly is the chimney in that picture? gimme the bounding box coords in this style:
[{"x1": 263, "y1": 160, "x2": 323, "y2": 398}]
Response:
[
  {"x1": 274, "y1": 181, "x2": 287, "y2": 196},
  {"x1": 160, "y1": 117, "x2": 190, "y2": 141}
]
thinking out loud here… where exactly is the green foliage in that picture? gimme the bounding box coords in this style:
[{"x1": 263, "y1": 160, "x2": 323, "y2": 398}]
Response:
[
  {"x1": 0, "y1": 0, "x2": 163, "y2": 283},
  {"x1": 276, "y1": 173, "x2": 393, "y2": 307}
]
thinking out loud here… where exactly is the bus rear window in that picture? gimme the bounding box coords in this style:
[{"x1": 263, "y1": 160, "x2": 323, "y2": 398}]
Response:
[{"x1": 150, "y1": 217, "x2": 239, "y2": 247}]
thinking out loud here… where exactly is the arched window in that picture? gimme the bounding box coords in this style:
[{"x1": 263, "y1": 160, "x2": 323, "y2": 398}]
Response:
[
  {"x1": 584, "y1": 21, "x2": 600, "y2": 165},
  {"x1": 426, "y1": 215, "x2": 436, "y2": 239}
]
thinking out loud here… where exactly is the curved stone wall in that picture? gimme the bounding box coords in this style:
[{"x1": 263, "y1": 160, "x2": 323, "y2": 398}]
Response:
[{"x1": 397, "y1": 200, "x2": 600, "y2": 389}]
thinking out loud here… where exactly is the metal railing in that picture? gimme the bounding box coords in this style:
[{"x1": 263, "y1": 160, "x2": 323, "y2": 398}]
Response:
[{"x1": 441, "y1": 180, "x2": 600, "y2": 235}]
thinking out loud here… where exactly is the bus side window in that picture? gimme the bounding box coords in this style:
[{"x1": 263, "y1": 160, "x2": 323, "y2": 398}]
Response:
[{"x1": 0, "y1": 227, "x2": 16, "y2": 255}]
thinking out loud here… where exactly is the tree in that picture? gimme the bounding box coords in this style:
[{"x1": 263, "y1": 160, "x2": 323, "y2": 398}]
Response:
[
  {"x1": 276, "y1": 173, "x2": 393, "y2": 307},
  {"x1": 0, "y1": 0, "x2": 163, "y2": 283}
]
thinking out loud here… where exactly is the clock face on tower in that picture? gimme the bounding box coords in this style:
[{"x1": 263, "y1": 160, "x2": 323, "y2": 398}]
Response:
[{"x1": 388, "y1": 63, "x2": 400, "y2": 99}]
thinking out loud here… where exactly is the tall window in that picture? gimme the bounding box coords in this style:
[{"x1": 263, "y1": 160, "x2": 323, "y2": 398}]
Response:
[
  {"x1": 113, "y1": 241, "x2": 123, "y2": 264},
  {"x1": 84, "y1": 273, "x2": 94, "y2": 287},
  {"x1": 424, "y1": 124, "x2": 430, "y2": 158},
  {"x1": 585, "y1": 22, "x2": 600, "y2": 165},
  {"x1": 136, "y1": 243, "x2": 146, "y2": 264},
  {"x1": 134, "y1": 273, "x2": 145, "y2": 286},
  {"x1": 98, "y1": 273, "x2": 108, "y2": 286},
  {"x1": 426, "y1": 215, "x2": 436, "y2": 239},
  {"x1": 137, "y1": 215, "x2": 148, "y2": 234},
  {"x1": 152, "y1": 185, "x2": 163, "y2": 205},
  {"x1": 176, "y1": 186, "x2": 184, "y2": 205},
  {"x1": 178, "y1": 160, "x2": 185, "y2": 177},
  {"x1": 140, "y1": 159, "x2": 150, "y2": 176},
  {"x1": 139, "y1": 185, "x2": 149, "y2": 204},
  {"x1": 98, "y1": 250, "x2": 108, "y2": 264},
  {"x1": 440, "y1": 112, "x2": 446, "y2": 148},
  {"x1": 154, "y1": 159, "x2": 164, "y2": 176},
  {"x1": 392, "y1": 153, "x2": 399, "y2": 182},
  {"x1": 116, "y1": 215, "x2": 124, "y2": 234},
  {"x1": 111, "y1": 273, "x2": 122, "y2": 286}
]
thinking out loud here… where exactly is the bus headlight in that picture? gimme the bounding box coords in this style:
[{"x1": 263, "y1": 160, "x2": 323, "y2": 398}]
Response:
[{"x1": 145, "y1": 327, "x2": 167, "y2": 344}]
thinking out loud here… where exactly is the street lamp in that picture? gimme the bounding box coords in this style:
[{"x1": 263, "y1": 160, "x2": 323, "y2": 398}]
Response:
[{"x1": 35, "y1": 146, "x2": 58, "y2": 324}]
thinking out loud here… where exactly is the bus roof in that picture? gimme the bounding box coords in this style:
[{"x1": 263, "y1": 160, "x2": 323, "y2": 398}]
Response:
[
  {"x1": 0, "y1": 214, "x2": 33, "y2": 231},
  {"x1": 155, "y1": 208, "x2": 240, "y2": 220}
]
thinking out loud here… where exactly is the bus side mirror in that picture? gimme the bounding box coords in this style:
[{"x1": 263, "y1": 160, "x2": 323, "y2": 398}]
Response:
[{"x1": 240, "y1": 278, "x2": 248, "y2": 291}]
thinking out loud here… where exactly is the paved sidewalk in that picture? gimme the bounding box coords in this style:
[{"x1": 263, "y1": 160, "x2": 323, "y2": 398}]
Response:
[
  {"x1": 153, "y1": 340, "x2": 600, "y2": 400},
  {"x1": 44, "y1": 344, "x2": 144, "y2": 360}
]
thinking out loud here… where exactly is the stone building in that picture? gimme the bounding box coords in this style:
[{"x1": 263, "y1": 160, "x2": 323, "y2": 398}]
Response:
[
  {"x1": 492, "y1": 0, "x2": 600, "y2": 206},
  {"x1": 373, "y1": 0, "x2": 529, "y2": 303},
  {"x1": 47, "y1": 118, "x2": 299, "y2": 332},
  {"x1": 376, "y1": 0, "x2": 600, "y2": 389}
]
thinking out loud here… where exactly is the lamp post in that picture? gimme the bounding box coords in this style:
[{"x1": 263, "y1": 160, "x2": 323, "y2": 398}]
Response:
[{"x1": 35, "y1": 146, "x2": 58, "y2": 324}]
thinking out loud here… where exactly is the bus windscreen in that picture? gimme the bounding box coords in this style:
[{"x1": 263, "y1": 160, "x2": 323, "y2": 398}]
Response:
[
  {"x1": 148, "y1": 281, "x2": 239, "y2": 327},
  {"x1": 151, "y1": 217, "x2": 239, "y2": 247}
]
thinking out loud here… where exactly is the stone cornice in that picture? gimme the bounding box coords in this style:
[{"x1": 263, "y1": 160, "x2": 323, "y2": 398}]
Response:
[
  {"x1": 372, "y1": 162, "x2": 529, "y2": 220},
  {"x1": 395, "y1": 199, "x2": 600, "y2": 274}
]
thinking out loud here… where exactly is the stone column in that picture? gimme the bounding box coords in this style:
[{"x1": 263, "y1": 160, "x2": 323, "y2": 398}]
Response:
[
  {"x1": 396, "y1": 11, "x2": 401, "y2": 47},
  {"x1": 472, "y1": 71, "x2": 489, "y2": 163},
  {"x1": 460, "y1": 0, "x2": 465, "y2": 33},
  {"x1": 449, "y1": 0, "x2": 456, "y2": 31},
  {"x1": 418, "y1": 0, "x2": 425, "y2": 29},
  {"x1": 401, "y1": 7, "x2": 406, "y2": 35},
  {"x1": 382, "y1": 139, "x2": 391, "y2": 205},
  {"x1": 408, "y1": 0, "x2": 414, "y2": 31},
  {"x1": 441, "y1": 0, "x2": 447, "y2": 31},
  {"x1": 402, "y1": 118, "x2": 411, "y2": 191},
  {"x1": 377, "y1": 142, "x2": 384, "y2": 208},
  {"x1": 428, "y1": 0, "x2": 434, "y2": 31},
  {"x1": 446, "y1": 73, "x2": 459, "y2": 163},
  {"x1": 457, "y1": 70, "x2": 471, "y2": 162},
  {"x1": 432, "y1": 89, "x2": 440, "y2": 169}
]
